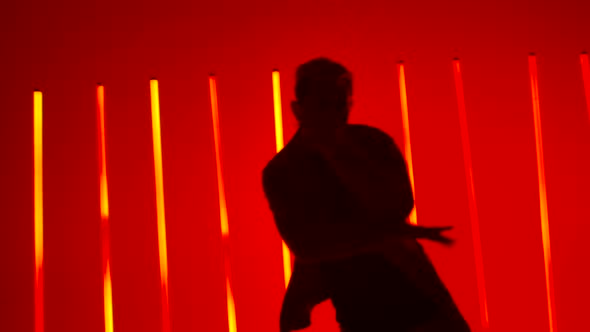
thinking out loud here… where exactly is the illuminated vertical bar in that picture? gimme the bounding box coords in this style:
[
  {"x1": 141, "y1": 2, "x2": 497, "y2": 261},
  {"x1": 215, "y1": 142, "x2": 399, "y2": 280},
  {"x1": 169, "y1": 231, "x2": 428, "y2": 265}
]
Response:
[
  {"x1": 397, "y1": 62, "x2": 418, "y2": 225},
  {"x1": 33, "y1": 90, "x2": 44, "y2": 332},
  {"x1": 581, "y1": 52, "x2": 590, "y2": 121},
  {"x1": 528, "y1": 54, "x2": 557, "y2": 332},
  {"x1": 97, "y1": 85, "x2": 114, "y2": 332},
  {"x1": 209, "y1": 75, "x2": 237, "y2": 332},
  {"x1": 271, "y1": 69, "x2": 292, "y2": 288},
  {"x1": 452, "y1": 59, "x2": 489, "y2": 328},
  {"x1": 149, "y1": 79, "x2": 171, "y2": 332},
  {"x1": 272, "y1": 70, "x2": 285, "y2": 151}
]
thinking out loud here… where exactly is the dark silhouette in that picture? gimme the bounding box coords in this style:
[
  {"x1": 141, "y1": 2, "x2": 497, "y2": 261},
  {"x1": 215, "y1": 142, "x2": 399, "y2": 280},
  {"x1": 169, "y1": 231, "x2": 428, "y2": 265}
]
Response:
[{"x1": 263, "y1": 58, "x2": 470, "y2": 332}]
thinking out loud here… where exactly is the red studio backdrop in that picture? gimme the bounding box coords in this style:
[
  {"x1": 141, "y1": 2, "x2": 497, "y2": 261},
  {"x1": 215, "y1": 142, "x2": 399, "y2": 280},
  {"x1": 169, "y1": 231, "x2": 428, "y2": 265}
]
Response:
[{"x1": 1, "y1": 1, "x2": 589, "y2": 332}]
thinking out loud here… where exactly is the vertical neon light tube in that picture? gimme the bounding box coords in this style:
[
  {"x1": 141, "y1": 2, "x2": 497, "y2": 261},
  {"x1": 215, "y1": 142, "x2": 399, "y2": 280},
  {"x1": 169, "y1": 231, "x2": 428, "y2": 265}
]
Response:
[
  {"x1": 149, "y1": 79, "x2": 171, "y2": 332},
  {"x1": 271, "y1": 70, "x2": 292, "y2": 288},
  {"x1": 33, "y1": 90, "x2": 44, "y2": 332},
  {"x1": 528, "y1": 54, "x2": 556, "y2": 332},
  {"x1": 209, "y1": 75, "x2": 237, "y2": 332},
  {"x1": 397, "y1": 62, "x2": 418, "y2": 225},
  {"x1": 272, "y1": 70, "x2": 285, "y2": 151},
  {"x1": 581, "y1": 52, "x2": 590, "y2": 121},
  {"x1": 97, "y1": 85, "x2": 115, "y2": 332},
  {"x1": 452, "y1": 59, "x2": 489, "y2": 328}
]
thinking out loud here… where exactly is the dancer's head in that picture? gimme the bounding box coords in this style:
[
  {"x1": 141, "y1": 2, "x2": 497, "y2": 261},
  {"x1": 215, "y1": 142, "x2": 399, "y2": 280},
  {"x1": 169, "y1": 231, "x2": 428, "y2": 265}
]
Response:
[{"x1": 292, "y1": 58, "x2": 352, "y2": 128}]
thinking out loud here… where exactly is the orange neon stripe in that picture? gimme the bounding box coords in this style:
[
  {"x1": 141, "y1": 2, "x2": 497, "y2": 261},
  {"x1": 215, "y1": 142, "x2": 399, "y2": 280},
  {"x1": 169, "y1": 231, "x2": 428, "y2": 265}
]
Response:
[
  {"x1": 272, "y1": 70, "x2": 292, "y2": 288},
  {"x1": 528, "y1": 54, "x2": 557, "y2": 332},
  {"x1": 452, "y1": 60, "x2": 489, "y2": 328},
  {"x1": 581, "y1": 52, "x2": 590, "y2": 121},
  {"x1": 149, "y1": 79, "x2": 171, "y2": 332},
  {"x1": 97, "y1": 85, "x2": 114, "y2": 332},
  {"x1": 397, "y1": 63, "x2": 418, "y2": 225},
  {"x1": 33, "y1": 90, "x2": 44, "y2": 332},
  {"x1": 209, "y1": 75, "x2": 237, "y2": 332}
]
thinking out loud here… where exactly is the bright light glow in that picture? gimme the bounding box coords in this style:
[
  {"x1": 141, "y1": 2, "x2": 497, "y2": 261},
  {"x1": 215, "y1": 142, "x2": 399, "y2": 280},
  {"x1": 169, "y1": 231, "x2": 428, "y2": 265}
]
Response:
[
  {"x1": 97, "y1": 85, "x2": 114, "y2": 332},
  {"x1": 528, "y1": 54, "x2": 557, "y2": 332},
  {"x1": 272, "y1": 70, "x2": 292, "y2": 288},
  {"x1": 397, "y1": 63, "x2": 418, "y2": 225},
  {"x1": 581, "y1": 53, "x2": 590, "y2": 121},
  {"x1": 98, "y1": 86, "x2": 109, "y2": 219},
  {"x1": 33, "y1": 90, "x2": 44, "y2": 332},
  {"x1": 272, "y1": 71, "x2": 285, "y2": 151},
  {"x1": 104, "y1": 262, "x2": 114, "y2": 332},
  {"x1": 452, "y1": 60, "x2": 489, "y2": 329},
  {"x1": 225, "y1": 275, "x2": 237, "y2": 332},
  {"x1": 209, "y1": 76, "x2": 230, "y2": 237},
  {"x1": 209, "y1": 75, "x2": 238, "y2": 332},
  {"x1": 280, "y1": 242, "x2": 292, "y2": 288},
  {"x1": 149, "y1": 79, "x2": 171, "y2": 332}
]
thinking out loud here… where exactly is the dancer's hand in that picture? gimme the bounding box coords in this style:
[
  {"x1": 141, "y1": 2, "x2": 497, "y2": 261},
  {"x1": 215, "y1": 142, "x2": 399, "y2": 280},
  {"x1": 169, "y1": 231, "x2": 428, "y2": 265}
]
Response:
[
  {"x1": 400, "y1": 224, "x2": 455, "y2": 246},
  {"x1": 418, "y1": 226, "x2": 455, "y2": 246}
]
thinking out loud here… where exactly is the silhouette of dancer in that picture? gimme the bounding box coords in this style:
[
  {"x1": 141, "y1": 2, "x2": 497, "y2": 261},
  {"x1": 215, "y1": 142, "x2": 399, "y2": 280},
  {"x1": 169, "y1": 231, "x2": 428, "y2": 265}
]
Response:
[{"x1": 263, "y1": 58, "x2": 470, "y2": 332}]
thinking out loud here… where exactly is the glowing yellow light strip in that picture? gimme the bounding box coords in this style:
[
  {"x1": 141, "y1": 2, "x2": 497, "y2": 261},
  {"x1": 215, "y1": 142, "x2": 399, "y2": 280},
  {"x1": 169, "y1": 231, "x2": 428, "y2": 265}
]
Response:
[
  {"x1": 397, "y1": 62, "x2": 417, "y2": 225},
  {"x1": 209, "y1": 75, "x2": 237, "y2": 332},
  {"x1": 528, "y1": 54, "x2": 556, "y2": 332},
  {"x1": 149, "y1": 79, "x2": 171, "y2": 332},
  {"x1": 97, "y1": 85, "x2": 114, "y2": 332},
  {"x1": 452, "y1": 60, "x2": 489, "y2": 328},
  {"x1": 272, "y1": 70, "x2": 285, "y2": 151},
  {"x1": 272, "y1": 70, "x2": 292, "y2": 288},
  {"x1": 98, "y1": 85, "x2": 110, "y2": 221},
  {"x1": 581, "y1": 52, "x2": 590, "y2": 121},
  {"x1": 33, "y1": 90, "x2": 44, "y2": 332}
]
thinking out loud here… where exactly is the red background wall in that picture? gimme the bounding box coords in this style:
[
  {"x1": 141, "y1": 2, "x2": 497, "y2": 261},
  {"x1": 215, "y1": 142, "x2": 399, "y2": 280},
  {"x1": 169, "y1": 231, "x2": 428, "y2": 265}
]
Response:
[{"x1": 1, "y1": 0, "x2": 589, "y2": 331}]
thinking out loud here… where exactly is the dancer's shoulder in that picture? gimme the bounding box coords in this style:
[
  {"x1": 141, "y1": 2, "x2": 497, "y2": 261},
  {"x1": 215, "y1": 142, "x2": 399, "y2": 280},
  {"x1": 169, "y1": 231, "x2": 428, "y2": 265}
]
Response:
[{"x1": 347, "y1": 124, "x2": 394, "y2": 146}]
